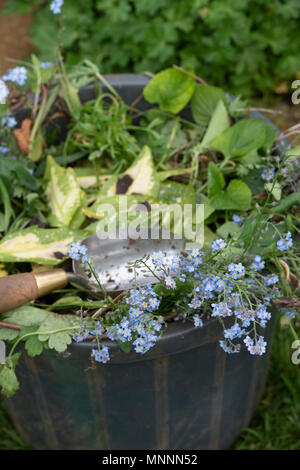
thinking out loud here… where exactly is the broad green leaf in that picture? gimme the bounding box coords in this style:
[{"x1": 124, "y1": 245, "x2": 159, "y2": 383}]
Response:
[
  {"x1": 207, "y1": 162, "x2": 226, "y2": 199},
  {"x1": 200, "y1": 99, "x2": 230, "y2": 147},
  {"x1": 241, "y1": 168, "x2": 265, "y2": 195},
  {"x1": 217, "y1": 221, "x2": 241, "y2": 239},
  {"x1": 143, "y1": 68, "x2": 195, "y2": 114},
  {"x1": 210, "y1": 118, "x2": 267, "y2": 160},
  {"x1": 210, "y1": 179, "x2": 252, "y2": 211},
  {"x1": 191, "y1": 85, "x2": 227, "y2": 127},
  {"x1": 0, "y1": 366, "x2": 19, "y2": 397},
  {"x1": 44, "y1": 155, "x2": 87, "y2": 228},
  {"x1": 0, "y1": 226, "x2": 82, "y2": 264},
  {"x1": 2, "y1": 306, "x2": 51, "y2": 327}
]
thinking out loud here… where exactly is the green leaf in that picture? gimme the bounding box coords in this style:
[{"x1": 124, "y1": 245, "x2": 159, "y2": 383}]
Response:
[
  {"x1": 211, "y1": 179, "x2": 252, "y2": 211},
  {"x1": 0, "y1": 226, "x2": 82, "y2": 264},
  {"x1": 143, "y1": 68, "x2": 195, "y2": 114},
  {"x1": 0, "y1": 177, "x2": 14, "y2": 233},
  {"x1": 191, "y1": 85, "x2": 227, "y2": 127},
  {"x1": 117, "y1": 340, "x2": 132, "y2": 353},
  {"x1": 269, "y1": 192, "x2": 300, "y2": 213},
  {"x1": 241, "y1": 168, "x2": 265, "y2": 195},
  {"x1": 0, "y1": 328, "x2": 19, "y2": 341},
  {"x1": 19, "y1": 326, "x2": 44, "y2": 357},
  {"x1": 2, "y1": 305, "x2": 50, "y2": 327},
  {"x1": 210, "y1": 118, "x2": 267, "y2": 160},
  {"x1": 24, "y1": 335, "x2": 44, "y2": 357},
  {"x1": 207, "y1": 162, "x2": 226, "y2": 199},
  {"x1": 48, "y1": 332, "x2": 72, "y2": 352},
  {"x1": 265, "y1": 182, "x2": 282, "y2": 201},
  {"x1": 0, "y1": 366, "x2": 19, "y2": 397},
  {"x1": 44, "y1": 155, "x2": 87, "y2": 228},
  {"x1": 217, "y1": 221, "x2": 241, "y2": 239},
  {"x1": 200, "y1": 99, "x2": 230, "y2": 147},
  {"x1": 208, "y1": 163, "x2": 252, "y2": 210}
]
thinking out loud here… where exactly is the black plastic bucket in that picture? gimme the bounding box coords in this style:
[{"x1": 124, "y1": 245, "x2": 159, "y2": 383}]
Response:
[{"x1": 4, "y1": 75, "x2": 283, "y2": 449}]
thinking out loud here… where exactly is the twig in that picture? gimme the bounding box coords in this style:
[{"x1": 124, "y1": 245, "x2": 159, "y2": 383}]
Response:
[
  {"x1": 0, "y1": 321, "x2": 22, "y2": 331},
  {"x1": 172, "y1": 65, "x2": 207, "y2": 86}
]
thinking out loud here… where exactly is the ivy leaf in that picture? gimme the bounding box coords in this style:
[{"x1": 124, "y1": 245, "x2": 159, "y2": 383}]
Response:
[
  {"x1": 143, "y1": 68, "x2": 195, "y2": 114},
  {"x1": 0, "y1": 366, "x2": 19, "y2": 397},
  {"x1": 191, "y1": 85, "x2": 227, "y2": 127}
]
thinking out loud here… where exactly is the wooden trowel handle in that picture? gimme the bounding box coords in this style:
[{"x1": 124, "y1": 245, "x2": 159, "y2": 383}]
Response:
[{"x1": 0, "y1": 269, "x2": 69, "y2": 314}]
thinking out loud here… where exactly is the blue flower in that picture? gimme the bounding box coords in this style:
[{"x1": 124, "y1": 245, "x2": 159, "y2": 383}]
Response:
[
  {"x1": 277, "y1": 232, "x2": 293, "y2": 251},
  {"x1": 211, "y1": 238, "x2": 227, "y2": 252},
  {"x1": 41, "y1": 62, "x2": 54, "y2": 68},
  {"x1": 265, "y1": 274, "x2": 279, "y2": 286},
  {"x1": 91, "y1": 346, "x2": 110, "y2": 363},
  {"x1": 227, "y1": 262, "x2": 245, "y2": 279},
  {"x1": 250, "y1": 255, "x2": 265, "y2": 272},
  {"x1": 224, "y1": 324, "x2": 245, "y2": 340},
  {"x1": 261, "y1": 167, "x2": 275, "y2": 182},
  {"x1": 0, "y1": 79, "x2": 9, "y2": 103},
  {"x1": 2, "y1": 67, "x2": 27, "y2": 86},
  {"x1": 67, "y1": 242, "x2": 89, "y2": 263},
  {"x1": 164, "y1": 276, "x2": 176, "y2": 289},
  {"x1": 232, "y1": 214, "x2": 243, "y2": 225},
  {"x1": 243, "y1": 335, "x2": 267, "y2": 355},
  {"x1": 193, "y1": 314, "x2": 203, "y2": 327},
  {"x1": 0, "y1": 145, "x2": 10, "y2": 155},
  {"x1": 219, "y1": 340, "x2": 240, "y2": 354},
  {"x1": 73, "y1": 329, "x2": 89, "y2": 343},
  {"x1": 1, "y1": 116, "x2": 17, "y2": 128},
  {"x1": 50, "y1": 0, "x2": 64, "y2": 14}
]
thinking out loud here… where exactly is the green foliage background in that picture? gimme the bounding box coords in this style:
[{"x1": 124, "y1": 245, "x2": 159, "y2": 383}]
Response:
[{"x1": 3, "y1": 0, "x2": 300, "y2": 97}]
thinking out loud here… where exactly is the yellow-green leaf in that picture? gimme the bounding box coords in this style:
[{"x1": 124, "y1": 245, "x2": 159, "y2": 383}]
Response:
[{"x1": 0, "y1": 226, "x2": 82, "y2": 264}]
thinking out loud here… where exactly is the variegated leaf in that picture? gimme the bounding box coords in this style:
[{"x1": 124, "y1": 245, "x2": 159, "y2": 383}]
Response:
[
  {"x1": 0, "y1": 226, "x2": 82, "y2": 264},
  {"x1": 44, "y1": 155, "x2": 87, "y2": 228}
]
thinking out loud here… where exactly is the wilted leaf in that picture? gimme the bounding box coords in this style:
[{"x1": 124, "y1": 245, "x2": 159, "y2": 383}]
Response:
[{"x1": 13, "y1": 118, "x2": 32, "y2": 155}]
